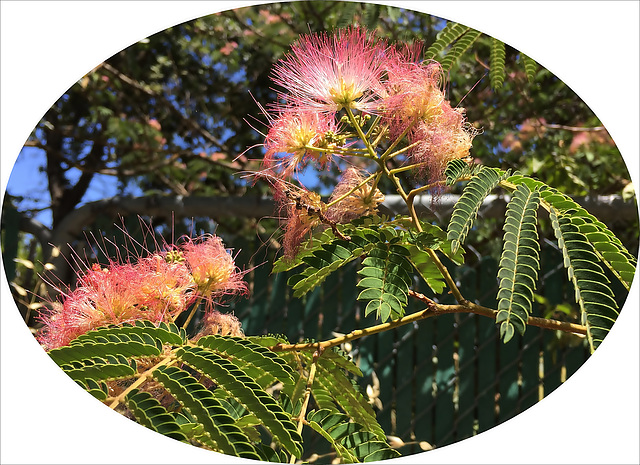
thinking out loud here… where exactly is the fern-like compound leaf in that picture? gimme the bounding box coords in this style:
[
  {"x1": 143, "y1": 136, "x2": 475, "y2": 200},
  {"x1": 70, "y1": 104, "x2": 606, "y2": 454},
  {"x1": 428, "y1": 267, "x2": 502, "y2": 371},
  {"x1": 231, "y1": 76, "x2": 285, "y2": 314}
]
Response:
[
  {"x1": 177, "y1": 346, "x2": 303, "y2": 457},
  {"x1": 152, "y1": 365, "x2": 264, "y2": 459},
  {"x1": 550, "y1": 209, "x2": 620, "y2": 352},
  {"x1": 63, "y1": 360, "x2": 136, "y2": 384},
  {"x1": 424, "y1": 22, "x2": 469, "y2": 60},
  {"x1": 496, "y1": 184, "x2": 541, "y2": 342},
  {"x1": 288, "y1": 233, "x2": 374, "y2": 298},
  {"x1": 74, "y1": 320, "x2": 186, "y2": 346},
  {"x1": 490, "y1": 38, "x2": 506, "y2": 89},
  {"x1": 444, "y1": 158, "x2": 481, "y2": 186},
  {"x1": 196, "y1": 335, "x2": 295, "y2": 387},
  {"x1": 520, "y1": 52, "x2": 538, "y2": 82},
  {"x1": 440, "y1": 29, "x2": 483, "y2": 73},
  {"x1": 447, "y1": 167, "x2": 509, "y2": 253},
  {"x1": 48, "y1": 335, "x2": 162, "y2": 365},
  {"x1": 508, "y1": 174, "x2": 637, "y2": 290},
  {"x1": 307, "y1": 408, "x2": 401, "y2": 463},
  {"x1": 309, "y1": 353, "x2": 386, "y2": 441},
  {"x1": 125, "y1": 389, "x2": 187, "y2": 441},
  {"x1": 357, "y1": 243, "x2": 413, "y2": 321},
  {"x1": 335, "y1": 1, "x2": 358, "y2": 28}
]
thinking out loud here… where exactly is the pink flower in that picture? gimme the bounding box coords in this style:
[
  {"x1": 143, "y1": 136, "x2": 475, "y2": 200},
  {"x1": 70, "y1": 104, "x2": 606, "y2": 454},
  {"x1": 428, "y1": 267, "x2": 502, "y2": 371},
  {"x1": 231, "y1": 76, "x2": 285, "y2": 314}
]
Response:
[
  {"x1": 380, "y1": 42, "x2": 445, "y2": 139},
  {"x1": 264, "y1": 178, "x2": 326, "y2": 259},
  {"x1": 272, "y1": 28, "x2": 387, "y2": 113},
  {"x1": 194, "y1": 310, "x2": 244, "y2": 340},
  {"x1": 36, "y1": 230, "x2": 248, "y2": 350},
  {"x1": 37, "y1": 257, "x2": 196, "y2": 350},
  {"x1": 326, "y1": 168, "x2": 385, "y2": 223},
  {"x1": 179, "y1": 235, "x2": 248, "y2": 305},
  {"x1": 263, "y1": 108, "x2": 340, "y2": 178},
  {"x1": 407, "y1": 101, "x2": 476, "y2": 182}
]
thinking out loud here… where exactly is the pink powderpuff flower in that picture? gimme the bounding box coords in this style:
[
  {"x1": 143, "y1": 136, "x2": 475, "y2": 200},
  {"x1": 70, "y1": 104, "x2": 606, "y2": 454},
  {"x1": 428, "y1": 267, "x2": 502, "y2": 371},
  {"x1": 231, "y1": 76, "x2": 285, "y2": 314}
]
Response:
[
  {"x1": 137, "y1": 254, "x2": 197, "y2": 319},
  {"x1": 37, "y1": 257, "x2": 196, "y2": 351},
  {"x1": 380, "y1": 42, "x2": 446, "y2": 139},
  {"x1": 179, "y1": 235, "x2": 248, "y2": 309},
  {"x1": 272, "y1": 27, "x2": 387, "y2": 113},
  {"x1": 263, "y1": 108, "x2": 340, "y2": 178},
  {"x1": 36, "y1": 226, "x2": 250, "y2": 350},
  {"x1": 193, "y1": 310, "x2": 244, "y2": 341},
  {"x1": 280, "y1": 190, "x2": 326, "y2": 259},
  {"x1": 325, "y1": 168, "x2": 385, "y2": 224},
  {"x1": 264, "y1": 177, "x2": 327, "y2": 259},
  {"x1": 407, "y1": 101, "x2": 477, "y2": 182}
]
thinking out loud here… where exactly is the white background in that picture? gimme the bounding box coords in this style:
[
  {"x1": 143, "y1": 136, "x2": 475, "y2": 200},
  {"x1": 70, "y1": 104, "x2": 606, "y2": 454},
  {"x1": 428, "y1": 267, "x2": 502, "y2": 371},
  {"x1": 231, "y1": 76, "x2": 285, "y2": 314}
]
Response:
[{"x1": 1, "y1": 1, "x2": 638, "y2": 464}]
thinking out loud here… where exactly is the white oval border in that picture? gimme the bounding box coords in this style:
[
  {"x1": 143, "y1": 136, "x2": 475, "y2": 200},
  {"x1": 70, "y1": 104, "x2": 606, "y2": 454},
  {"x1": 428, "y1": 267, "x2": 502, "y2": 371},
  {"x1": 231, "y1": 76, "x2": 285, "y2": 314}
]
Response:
[{"x1": 1, "y1": 2, "x2": 638, "y2": 464}]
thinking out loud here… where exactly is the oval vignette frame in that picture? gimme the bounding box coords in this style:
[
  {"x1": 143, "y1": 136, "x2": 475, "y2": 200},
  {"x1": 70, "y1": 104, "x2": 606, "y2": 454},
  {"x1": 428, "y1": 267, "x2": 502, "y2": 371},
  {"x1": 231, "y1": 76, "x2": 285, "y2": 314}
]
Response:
[{"x1": 0, "y1": 1, "x2": 638, "y2": 464}]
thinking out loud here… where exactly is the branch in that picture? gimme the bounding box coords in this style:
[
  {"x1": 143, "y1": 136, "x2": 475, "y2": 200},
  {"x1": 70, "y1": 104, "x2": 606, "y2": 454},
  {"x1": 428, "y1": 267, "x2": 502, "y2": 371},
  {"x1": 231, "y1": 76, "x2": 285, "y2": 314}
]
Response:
[
  {"x1": 541, "y1": 122, "x2": 607, "y2": 132},
  {"x1": 270, "y1": 289, "x2": 587, "y2": 353},
  {"x1": 106, "y1": 354, "x2": 177, "y2": 409},
  {"x1": 101, "y1": 62, "x2": 235, "y2": 159},
  {"x1": 289, "y1": 350, "x2": 319, "y2": 464}
]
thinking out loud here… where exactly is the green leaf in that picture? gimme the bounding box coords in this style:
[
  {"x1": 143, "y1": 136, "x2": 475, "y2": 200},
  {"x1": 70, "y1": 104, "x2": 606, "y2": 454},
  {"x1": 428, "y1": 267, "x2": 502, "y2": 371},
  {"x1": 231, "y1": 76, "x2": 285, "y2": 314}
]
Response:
[
  {"x1": 440, "y1": 29, "x2": 483, "y2": 73},
  {"x1": 126, "y1": 390, "x2": 187, "y2": 441},
  {"x1": 152, "y1": 366, "x2": 264, "y2": 459},
  {"x1": 288, "y1": 231, "x2": 375, "y2": 298},
  {"x1": 49, "y1": 337, "x2": 161, "y2": 366},
  {"x1": 495, "y1": 183, "x2": 541, "y2": 342},
  {"x1": 307, "y1": 409, "x2": 400, "y2": 463},
  {"x1": 490, "y1": 38, "x2": 506, "y2": 89},
  {"x1": 550, "y1": 209, "x2": 620, "y2": 352},
  {"x1": 74, "y1": 320, "x2": 186, "y2": 346},
  {"x1": 310, "y1": 354, "x2": 386, "y2": 441},
  {"x1": 444, "y1": 159, "x2": 482, "y2": 186},
  {"x1": 447, "y1": 167, "x2": 509, "y2": 253},
  {"x1": 520, "y1": 52, "x2": 538, "y2": 82},
  {"x1": 508, "y1": 174, "x2": 637, "y2": 290},
  {"x1": 196, "y1": 335, "x2": 295, "y2": 387},
  {"x1": 424, "y1": 23, "x2": 469, "y2": 60},
  {"x1": 64, "y1": 361, "x2": 135, "y2": 384},
  {"x1": 177, "y1": 346, "x2": 303, "y2": 456},
  {"x1": 356, "y1": 243, "x2": 412, "y2": 321}
]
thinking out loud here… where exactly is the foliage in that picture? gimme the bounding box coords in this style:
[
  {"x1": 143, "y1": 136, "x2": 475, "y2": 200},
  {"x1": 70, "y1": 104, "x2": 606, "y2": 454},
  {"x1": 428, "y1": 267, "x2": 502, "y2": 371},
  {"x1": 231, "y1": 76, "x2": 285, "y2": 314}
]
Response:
[{"x1": 48, "y1": 321, "x2": 399, "y2": 462}]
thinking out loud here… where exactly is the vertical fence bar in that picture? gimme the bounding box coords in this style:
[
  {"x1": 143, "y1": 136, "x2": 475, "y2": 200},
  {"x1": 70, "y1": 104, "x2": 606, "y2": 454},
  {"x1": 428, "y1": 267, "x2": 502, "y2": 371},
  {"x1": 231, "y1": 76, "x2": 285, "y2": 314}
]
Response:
[
  {"x1": 475, "y1": 256, "x2": 499, "y2": 433},
  {"x1": 433, "y1": 313, "x2": 456, "y2": 446},
  {"x1": 455, "y1": 265, "x2": 478, "y2": 442}
]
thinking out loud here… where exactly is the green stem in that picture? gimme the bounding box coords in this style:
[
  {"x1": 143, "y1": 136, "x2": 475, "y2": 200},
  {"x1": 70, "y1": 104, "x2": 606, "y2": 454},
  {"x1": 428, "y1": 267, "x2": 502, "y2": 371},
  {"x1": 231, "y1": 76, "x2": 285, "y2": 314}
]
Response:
[
  {"x1": 345, "y1": 107, "x2": 378, "y2": 160},
  {"x1": 364, "y1": 115, "x2": 382, "y2": 139},
  {"x1": 182, "y1": 291, "x2": 208, "y2": 330},
  {"x1": 407, "y1": 180, "x2": 447, "y2": 198},
  {"x1": 379, "y1": 119, "x2": 416, "y2": 162},
  {"x1": 383, "y1": 140, "x2": 421, "y2": 162}
]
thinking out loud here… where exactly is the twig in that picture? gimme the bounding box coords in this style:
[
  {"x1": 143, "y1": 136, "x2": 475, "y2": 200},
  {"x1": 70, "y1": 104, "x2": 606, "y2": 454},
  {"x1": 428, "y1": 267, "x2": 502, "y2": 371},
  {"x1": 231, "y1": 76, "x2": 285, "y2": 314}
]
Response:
[
  {"x1": 107, "y1": 354, "x2": 176, "y2": 409},
  {"x1": 289, "y1": 348, "x2": 320, "y2": 464},
  {"x1": 270, "y1": 290, "x2": 587, "y2": 353}
]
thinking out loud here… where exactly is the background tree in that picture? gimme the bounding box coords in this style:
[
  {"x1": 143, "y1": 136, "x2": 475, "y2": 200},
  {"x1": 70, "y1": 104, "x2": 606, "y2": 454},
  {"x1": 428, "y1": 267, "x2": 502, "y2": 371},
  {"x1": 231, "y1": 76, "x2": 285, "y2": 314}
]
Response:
[
  {"x1": 3, "y1": 1, "x2": 636, "y2": 325},
  {"x1": 1, "y1": 2, "x2": 638, "y2": 464}
]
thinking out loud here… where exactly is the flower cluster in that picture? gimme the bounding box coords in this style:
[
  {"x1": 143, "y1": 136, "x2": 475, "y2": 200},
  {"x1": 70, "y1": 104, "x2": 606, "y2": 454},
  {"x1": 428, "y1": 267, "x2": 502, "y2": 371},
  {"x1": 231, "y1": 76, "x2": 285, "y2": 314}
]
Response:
[
  {"x1": 37, "y1": 234, "x2": 247, "y2": 350},
  {"x1": 257, "y1": 28, "x2": 477, "y2": 258},
  {"x1": 325, "y1": 168, "x2": 385, "y2": 224}
]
